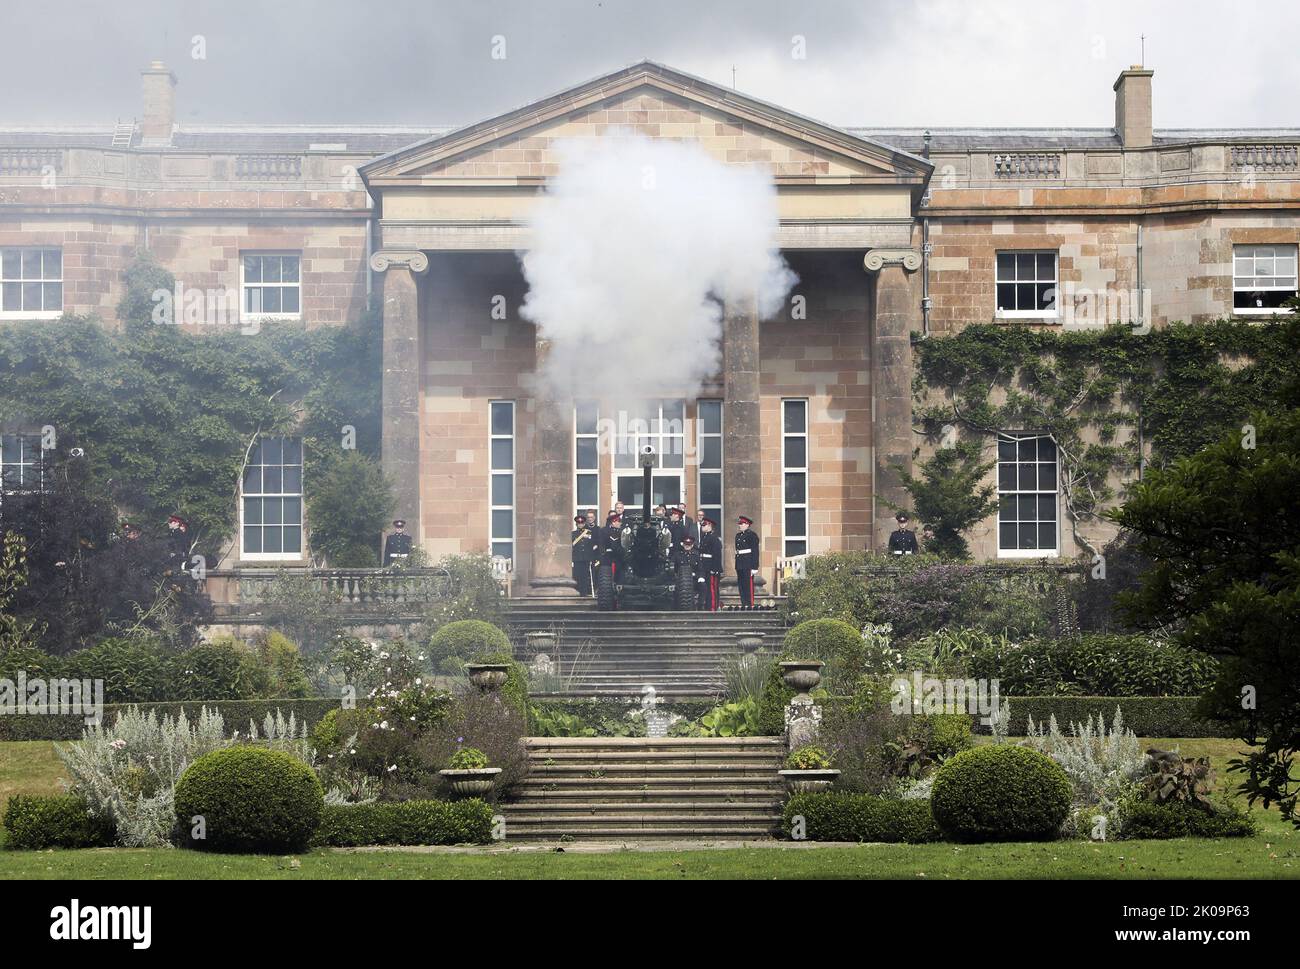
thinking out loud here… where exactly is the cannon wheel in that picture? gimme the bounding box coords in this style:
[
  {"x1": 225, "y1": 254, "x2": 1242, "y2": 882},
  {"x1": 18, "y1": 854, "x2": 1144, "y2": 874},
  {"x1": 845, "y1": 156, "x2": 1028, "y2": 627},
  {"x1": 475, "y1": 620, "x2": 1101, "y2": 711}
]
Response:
[
  {"x1": 674, "y1": 561, "x2": 695, "y2": 611},
  {"x1": 595, "y1": 562, "x2": 616, "y2": 611}
]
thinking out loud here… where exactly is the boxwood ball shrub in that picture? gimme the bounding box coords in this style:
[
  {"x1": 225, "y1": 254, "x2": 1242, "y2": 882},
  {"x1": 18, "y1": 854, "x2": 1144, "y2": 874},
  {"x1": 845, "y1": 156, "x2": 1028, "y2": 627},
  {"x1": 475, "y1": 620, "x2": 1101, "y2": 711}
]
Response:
[
  {"x1": 174, "y1": 746, "x2": 324, "y2": 853},
  {"x1": 930, "y1": 744, "x2": 1072, "y2": 842},
  {"x1": 427, "y1": 620, "x2": 511, "y2": 673},
  {"x1": 759, "y1": 617, "x2": 866, "y2": 734}
]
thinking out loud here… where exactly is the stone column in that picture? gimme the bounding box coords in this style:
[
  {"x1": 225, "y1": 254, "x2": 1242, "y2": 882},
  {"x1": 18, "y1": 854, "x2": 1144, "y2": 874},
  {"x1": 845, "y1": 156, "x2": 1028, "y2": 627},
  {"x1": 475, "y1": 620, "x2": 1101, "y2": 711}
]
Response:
[
  {"x1": 723, "y1": 297, "x2": 762, "y2": 535},
  {"x1": 863, "y1": 249, "x2": 921, "y2": 550},
  {"x1": 529, "y1": 337, "x2": 578, "y2": 596},
  {"x1": 371, "y1": 250, "x2": 428, "y2": 544}
]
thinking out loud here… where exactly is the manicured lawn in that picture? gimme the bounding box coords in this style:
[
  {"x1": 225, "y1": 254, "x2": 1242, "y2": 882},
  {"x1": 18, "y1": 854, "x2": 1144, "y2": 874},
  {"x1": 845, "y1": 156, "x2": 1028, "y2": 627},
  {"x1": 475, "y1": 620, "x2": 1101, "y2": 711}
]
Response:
[
  {"x1": 1, "y1": 736, "x2": 1296, "y2": 879},
  {"x1": 0, "y1": 835, "x2": 1295, "y2": 880},
  {"x1": 0, "y1": 740, "x2": 67, "y2": 801}
]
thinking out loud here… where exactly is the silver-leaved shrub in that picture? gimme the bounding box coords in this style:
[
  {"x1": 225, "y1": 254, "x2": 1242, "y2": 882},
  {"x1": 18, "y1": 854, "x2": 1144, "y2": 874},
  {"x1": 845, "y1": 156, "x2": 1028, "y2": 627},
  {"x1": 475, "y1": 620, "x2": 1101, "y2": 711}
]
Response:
[
  {"x1": 1023, "y1": 707, "x2": 1144, "y2": 838},
  {"x1": 57, "y1": 706, "x2": 229, "y2": 847}
]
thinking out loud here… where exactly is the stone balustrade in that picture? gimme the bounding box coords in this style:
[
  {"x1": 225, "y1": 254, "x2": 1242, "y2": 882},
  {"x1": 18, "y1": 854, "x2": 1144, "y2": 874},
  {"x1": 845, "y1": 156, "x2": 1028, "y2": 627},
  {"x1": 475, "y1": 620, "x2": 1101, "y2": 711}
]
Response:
[
  {"x1": 233, "y1": 153, "x2": 303, "y2": 179},
  {"x1": 1229, "y1": 144, "x2": 1298, "y2": 170},
  {"x1": 205, "y1": 567, "x2": 457, "y2": 615},
  {"x1": 992, "y1": 152, "x2": 1062, "y2": 177}
]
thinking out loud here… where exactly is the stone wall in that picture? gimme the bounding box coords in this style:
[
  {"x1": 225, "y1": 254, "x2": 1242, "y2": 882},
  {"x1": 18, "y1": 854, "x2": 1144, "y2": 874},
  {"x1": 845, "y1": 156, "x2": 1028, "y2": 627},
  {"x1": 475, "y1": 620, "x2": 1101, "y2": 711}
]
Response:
[
  {"x1": 418, "y1": 252, "x2": 536, "y2": 571},
  {"x1": 759, "y1": 251, "x2": 873, "y2": 557}
]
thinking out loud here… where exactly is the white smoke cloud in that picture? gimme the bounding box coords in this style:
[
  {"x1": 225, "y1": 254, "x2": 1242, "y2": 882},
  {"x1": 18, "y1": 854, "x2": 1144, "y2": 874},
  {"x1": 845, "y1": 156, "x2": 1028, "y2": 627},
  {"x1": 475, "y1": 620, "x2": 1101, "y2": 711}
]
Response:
[{"x1": 519, "y1": 132, "x2": 795, "y2": 401}]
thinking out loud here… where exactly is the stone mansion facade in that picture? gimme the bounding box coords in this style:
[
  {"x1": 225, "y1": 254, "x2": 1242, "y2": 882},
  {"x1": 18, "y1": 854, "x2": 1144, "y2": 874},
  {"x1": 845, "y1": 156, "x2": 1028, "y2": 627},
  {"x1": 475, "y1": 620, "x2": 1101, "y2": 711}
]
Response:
[{"x1": 1, "y1": 60, "x2": 1297, "y2": 592}]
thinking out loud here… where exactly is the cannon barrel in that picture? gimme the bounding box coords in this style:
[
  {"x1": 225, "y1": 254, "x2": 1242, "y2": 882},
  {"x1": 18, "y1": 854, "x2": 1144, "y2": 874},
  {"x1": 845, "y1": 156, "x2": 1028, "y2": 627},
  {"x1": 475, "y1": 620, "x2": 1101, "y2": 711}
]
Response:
[{"x1": 642, "y1": 460, "x2": 653, "y2": 523}]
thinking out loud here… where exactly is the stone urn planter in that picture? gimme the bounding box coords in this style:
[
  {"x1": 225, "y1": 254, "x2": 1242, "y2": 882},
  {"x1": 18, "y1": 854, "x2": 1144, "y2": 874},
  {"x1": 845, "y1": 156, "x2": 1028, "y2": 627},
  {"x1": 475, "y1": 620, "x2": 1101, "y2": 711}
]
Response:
[
  {"x1": 778, "y1": 768, "x2": 841, "y2": 794},
  {"x1": 734, "y1": 631, "x2": 765, "y2": 653},
  {"x1": 525, "y1": 630, "x2": 556, "y2": 652},
  {"x1": 439, "y1": 767, "x2": 502, "y2": 798},
  {"x1": 779, "y1": 660, "x2": 824, "y2": 700},
  {"x1": 464, "y1": 662, "x2": 510, "y2": 692}
]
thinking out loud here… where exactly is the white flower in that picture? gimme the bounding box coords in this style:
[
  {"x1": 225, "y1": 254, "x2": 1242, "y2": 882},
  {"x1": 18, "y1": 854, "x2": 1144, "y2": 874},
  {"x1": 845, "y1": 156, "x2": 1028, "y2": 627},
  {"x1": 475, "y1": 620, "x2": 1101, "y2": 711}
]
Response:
[
  {"x1": 387, "y1": 764, "x2": 397, "y2": 772},
  {"x1": 379, "y1": 720, "x2": 389, "y2": 730}
]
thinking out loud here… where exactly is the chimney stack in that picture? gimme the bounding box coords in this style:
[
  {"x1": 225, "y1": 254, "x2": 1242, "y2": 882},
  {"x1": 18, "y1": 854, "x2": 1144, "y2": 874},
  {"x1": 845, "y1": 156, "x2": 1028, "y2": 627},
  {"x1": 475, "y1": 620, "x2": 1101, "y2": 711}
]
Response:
[
  {"x1": 1113, "y1": 66, "x2": 1154, "y2": 149},
  {"x1": 140, "y1": 61, "x2": 176, "y2": 145}
]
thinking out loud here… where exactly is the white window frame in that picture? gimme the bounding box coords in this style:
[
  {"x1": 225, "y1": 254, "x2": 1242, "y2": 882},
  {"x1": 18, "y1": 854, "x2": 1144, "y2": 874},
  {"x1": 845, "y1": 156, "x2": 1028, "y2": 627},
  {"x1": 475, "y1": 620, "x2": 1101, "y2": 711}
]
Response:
[
  {"x1": 1232, "y1": 244, "x2": 1298, "y2": 316},
  {"x1": 0, "y1": 433, "x2": 44, "y2": 499},
  {"x1": 239, "y1": 435, "x2": 305, "y2": 562},
  {"x1": 995, "y1": 432, "x2": 1060, "y2": 559},
  {"x1": 995, "y1": 250, "x2": 1059, "y2": 320},
  {"x1": 696, "y1": 399, "x2": 723, "y2": 527},
  {"x1": 240, "y1": 251, "x2": 302, "y2": 323},
  {"x1": 573, "y1": 400, "x2": 599, "y2": 519},
  {"x1": 611, "y1": 399, "x2": 685, "y2": 512},
  {"x1": 0, "y1": 246, "x2": 63, "y2": 320},
  {"x1": 489, "y1": 400, "x2": 515, "y2": 562},
  {"x1": 782, "y1": 398, "x2": 809, "y2": 558}
]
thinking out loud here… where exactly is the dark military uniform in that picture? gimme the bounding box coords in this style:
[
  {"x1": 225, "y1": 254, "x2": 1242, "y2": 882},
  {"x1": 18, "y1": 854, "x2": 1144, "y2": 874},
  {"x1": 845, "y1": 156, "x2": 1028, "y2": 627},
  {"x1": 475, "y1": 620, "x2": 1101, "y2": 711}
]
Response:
[
  {"x1": 166, "y1": 515, "x2": 190, "y2": 574},
  {"x1": 697, "y1": 524, "x2": 722, "y2": 611},
  {"x1": 666, "y1": 511, "x2": 687, "y2": 561},
  {"x1": 384, "y1": 523, "x2": 413, "y2": 567},
  {"x1": 571, "y1": 517, "x2": 597, "y2": 596},
  {"x1": 734, "y1": 518, "x2": 759, "y2": 608},
  {"x1": 598, "y1": 517, "x2": 625, "y2": 579},
  {"x1": 888, "y1": 526, "x2": 919, "y2": 555}
]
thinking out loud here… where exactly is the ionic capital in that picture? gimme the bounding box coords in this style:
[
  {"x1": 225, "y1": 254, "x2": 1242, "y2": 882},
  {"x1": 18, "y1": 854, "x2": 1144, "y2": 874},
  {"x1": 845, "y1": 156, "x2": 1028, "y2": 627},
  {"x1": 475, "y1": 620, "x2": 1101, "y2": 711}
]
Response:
[
  {"x1": 863, "y1": 248, "x2": 922, "y2": 273},
  {"x1": 370, "y1": 250, "x2": 429, "y2": 274}
]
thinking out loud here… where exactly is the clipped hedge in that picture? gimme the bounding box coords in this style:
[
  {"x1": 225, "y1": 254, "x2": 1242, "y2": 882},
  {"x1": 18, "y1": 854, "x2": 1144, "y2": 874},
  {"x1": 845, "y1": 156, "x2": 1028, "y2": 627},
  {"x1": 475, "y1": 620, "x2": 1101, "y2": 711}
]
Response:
[
  {"x1": 3, "y1": 794, "x2": 115, "y2": 850},
  {"x1": 931, "y1": 744, "x2": 1072, "y2": 842},
  {"x1": 999, "y1": 696, "x2": 1215, "y2": 738},
  {"x1": 175, "y1": 746, "x2": 324, "y2": 853},
  {"x1": 1122, "y1": 802, "x2": 1256, "y2": 840},
  {"x1": 312, "y1": 799, "x2": 494, "y2": 846},
  {"x1": 970, "y1": 634, "x2": 1218, "y2": 697},
  {"x1": 0, "y1": 698, "x2": 345, "y2": 742},
  {"x1": 781, "y1": 792, "x2": 940, "y2": 843}
]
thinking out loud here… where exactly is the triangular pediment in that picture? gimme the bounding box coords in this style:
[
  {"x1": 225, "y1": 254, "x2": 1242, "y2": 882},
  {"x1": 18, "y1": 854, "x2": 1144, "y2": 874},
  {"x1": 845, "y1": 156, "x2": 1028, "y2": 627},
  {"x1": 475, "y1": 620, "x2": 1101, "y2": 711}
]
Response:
[{"x1": 361, "y1": 61, "x2": 931, "y2": 187}]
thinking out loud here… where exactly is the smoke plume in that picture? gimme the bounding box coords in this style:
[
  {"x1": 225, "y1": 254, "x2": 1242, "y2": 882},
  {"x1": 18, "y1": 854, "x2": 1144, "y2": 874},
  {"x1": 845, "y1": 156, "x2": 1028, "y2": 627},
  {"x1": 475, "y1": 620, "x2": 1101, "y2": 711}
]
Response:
[{"x1": 520, "y1": 132, "x2": 795, "y2": 401}]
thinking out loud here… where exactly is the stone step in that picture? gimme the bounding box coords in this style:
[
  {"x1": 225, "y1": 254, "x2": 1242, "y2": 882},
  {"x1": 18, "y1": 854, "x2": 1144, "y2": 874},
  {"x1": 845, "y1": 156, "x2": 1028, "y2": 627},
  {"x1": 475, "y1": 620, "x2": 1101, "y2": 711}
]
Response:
[
  {"x1": 502, "y1": 818, "x2": 781, "y2": 838},
  {"x1": 512, "y1": 784, "x2": 782, "y2": 797},
  {"x1": 523, "y1": 737, "x2": 783, "y2": 748},
  {"x1": 506, "y1": 802, "x2": 781, "y2": 816}
]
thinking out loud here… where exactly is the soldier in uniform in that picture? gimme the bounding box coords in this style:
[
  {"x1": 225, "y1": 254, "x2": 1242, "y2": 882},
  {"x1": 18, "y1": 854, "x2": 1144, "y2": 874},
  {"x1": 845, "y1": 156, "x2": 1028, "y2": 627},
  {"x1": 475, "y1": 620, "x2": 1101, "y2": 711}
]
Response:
[
  {"x1": 666, "y1": 506, "x2": 687, "y2": 555},
  {"x1": 678, "y1": 533, "x2": 703, "y2": 604},
  {"x1": 697, "y1": 517, "x2": 722, "y2": 611},
  {"x1": 600, "y1": 513, "x2": 625, "y2": 581},
  {"x1": 571, "y1": 514, "x2": 596, "y2": 596},
  {"x1": 734, "y1": 515, "x2": 759, "y2": 609},
  {"x1": 888, "y1": 512, "x2": 920, "y2": 555},
  {"x1": 384, "y1": 519, "x2": 413, "y2": 567},
  {"x1": 166, "y1": 514, "x2": 190, "y2": 574}
]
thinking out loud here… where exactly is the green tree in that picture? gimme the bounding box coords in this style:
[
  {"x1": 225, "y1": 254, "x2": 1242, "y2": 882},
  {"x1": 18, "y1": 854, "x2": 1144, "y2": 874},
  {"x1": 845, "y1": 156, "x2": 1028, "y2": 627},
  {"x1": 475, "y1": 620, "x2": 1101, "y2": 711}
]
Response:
[
  {"x1": 305, "y1": 451, "x2": 394, "y2": 566},
  {"x1": 892, "y1": 441, "x2": 998, "y2": 558},
  {"x1": 1111, "y1": 406, "x2": 1300, "y2": 826},
  {"x1": 116, "y1": 249, "x2": 175, "y2": 329}
]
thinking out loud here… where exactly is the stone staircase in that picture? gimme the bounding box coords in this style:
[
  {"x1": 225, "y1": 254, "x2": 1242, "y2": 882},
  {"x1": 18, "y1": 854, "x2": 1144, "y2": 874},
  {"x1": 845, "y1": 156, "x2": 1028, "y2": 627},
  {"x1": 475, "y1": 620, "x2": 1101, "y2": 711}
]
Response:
[
  {"x1": 506, "y1": 602, "x2": 788, "y2": 699},
  {"x1": 504, "y1": 737, "x2": 787, "y2": 840}
]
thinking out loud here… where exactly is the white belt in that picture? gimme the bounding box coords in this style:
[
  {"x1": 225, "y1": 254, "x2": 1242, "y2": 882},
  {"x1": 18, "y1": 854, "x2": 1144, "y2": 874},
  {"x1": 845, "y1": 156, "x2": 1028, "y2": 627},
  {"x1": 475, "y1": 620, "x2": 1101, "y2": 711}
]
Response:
[
  {"x1": 701, "y1": 553, "x2": 713, "y2": 558},
  {"x1": 737, "y1": 549, "x2": 752, "y2": 554}
]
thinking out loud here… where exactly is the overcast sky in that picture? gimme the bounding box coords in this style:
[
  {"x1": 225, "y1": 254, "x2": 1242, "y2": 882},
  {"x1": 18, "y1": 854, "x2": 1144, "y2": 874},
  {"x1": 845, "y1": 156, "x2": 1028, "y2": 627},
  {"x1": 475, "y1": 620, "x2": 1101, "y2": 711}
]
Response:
[{"x1": 1, "y1": 0, "x2": 1296, "y2": 129}]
